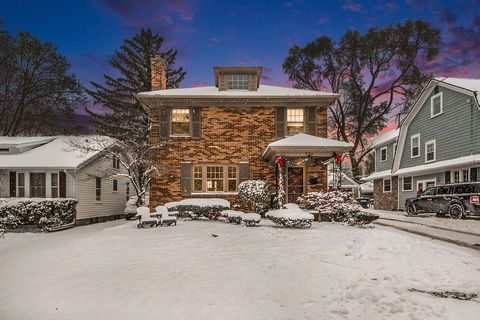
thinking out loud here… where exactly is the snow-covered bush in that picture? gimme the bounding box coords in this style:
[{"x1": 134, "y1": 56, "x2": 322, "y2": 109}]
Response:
[
  {"x1": 222, "y1": 210, "x2": 243, "y2": 224},
  {"x1": 0, "y1": 198, "x2": 78, "y2": 230},
  {"x1": 297, "y1": 191, "x2": 378, "y2": 226},
  {"x1": 266, "y1": 204, "x2": 314, "y2": 228},
  {"x1": 237, "y1": 180, "x2": 270, "y2": 214},
  {"x1": 166, "y1": 198, "x2": 230, "y2": 220},
  {"x1": 242, "y1": 212, "x2": 261, "y2": 227}
]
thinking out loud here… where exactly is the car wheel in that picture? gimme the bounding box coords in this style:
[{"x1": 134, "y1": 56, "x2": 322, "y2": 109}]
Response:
[
  {"x1": 448, "y1": 204, "x2": 464, "y2": 219},
  {"x1": 406, "y1": 203, "x2": 417, "y2": 216}
]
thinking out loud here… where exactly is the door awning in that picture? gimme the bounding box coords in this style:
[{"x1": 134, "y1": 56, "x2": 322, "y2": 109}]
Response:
[{"x1": 262, "y1": 133, "x2": 353, "y2": 161}]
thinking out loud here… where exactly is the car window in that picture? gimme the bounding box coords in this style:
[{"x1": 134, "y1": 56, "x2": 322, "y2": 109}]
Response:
[
  {"x1": 422, "y1": 187, "x2": 436, "y2": 196},
  {"x1": 454, "y1": 184, "x2": 475, "y2": 194},
  {"x1": 436, "y1": 186, "x2": 451, "y2": 195}
]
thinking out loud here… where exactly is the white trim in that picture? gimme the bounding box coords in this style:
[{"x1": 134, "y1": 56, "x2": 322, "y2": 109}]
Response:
[
  {"x1": 424, "y1": 139, "x2": 436, "y2": 163},
  {"x1": 416, "y1": 178, "x2": 436, "y2": 192},
  {"x1": 393, "y1": 142, "x2": 397, "y2": 158},
  {"x1": 410, "y1": 133, "x2": 420, "y2": 158},
  {"x1": 402, "y1": 176, "x2": 413, "y2": 192},
  {"x1": 430, "y1": 92, "x2": 443, "y2": 118},
  {"x1": 380, "y1": 146, "x2": 388, "y2": 162},
  {"x1": 383, "y1": 178, "x2": 392, "y2": 193}
]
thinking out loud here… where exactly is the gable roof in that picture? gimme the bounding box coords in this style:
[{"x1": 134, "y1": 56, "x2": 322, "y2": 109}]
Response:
[
  {"x1": 0, "y1": 136, "x2": 111, "y2": 170},
  {"x1": 392, "y1": 77, "x2": 480, "y2": 172}
]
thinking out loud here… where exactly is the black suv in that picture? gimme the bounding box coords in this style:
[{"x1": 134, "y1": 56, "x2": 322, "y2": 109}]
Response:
[{"x1": 405, "y1": 182, "x2": 480, "y2": 219}]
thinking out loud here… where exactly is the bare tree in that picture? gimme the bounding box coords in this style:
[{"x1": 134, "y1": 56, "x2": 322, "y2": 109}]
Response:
[{"x1": 283, "y1": 20, "x2": 440, "y2": 179}]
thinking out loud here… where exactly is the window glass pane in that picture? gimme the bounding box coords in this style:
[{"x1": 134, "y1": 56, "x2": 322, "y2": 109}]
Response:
[
  {"x1": 471, "y1": 167, "x2": 478, "y2": 182},
  {"x1": 206, "y1": 166, "x2": 224, "y2": 192},
  {"x1": 454, "y1": 171, "x2": 460, "y2": 183},
  {"x1": 193, "y1": 179, "x2": 203, "y2": 192},
  {"x1": 30, "y1": 173, "x2": 46, "y2": 198},
  {"x1": 96, "y1": 177, "x2": 102, "y2": 201},
  {"x1": 286, "y1": 108, "x2": 304, "y2": 135},
  {"x1": 426, "y1": 142, "x2": 435, "y2": 161},
  {"x1": 381, "y1": 148, "x2": 387, "y2": 161},
  {"x1": 403, "y1": 177, "x2": 412, "y2": 190},
  {"x1": 412, "y1": 136, "x2": 419, "y2": 156},
  {"x1": 227, "y1": 74, "x2": 249, "y2": 90},
  {"x1": 171, "y1": 109, "x2": 190, "y2": 136},
  {"x1": 113, "y1": 179, "x2": 118, "y2": 191},
  {"x1": 422, "y1": 187, "x2": 436, "y2": 196},
  {"x1": 384, "y1": 179, "x2": 391, "y2": 192},
  {"x1": 432, "y1": 96, "x2": 441, "y2": 115}
]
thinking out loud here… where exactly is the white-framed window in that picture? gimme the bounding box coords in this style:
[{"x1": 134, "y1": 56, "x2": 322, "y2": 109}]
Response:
[
  {"x1": 171, "y1": 108, "x2": 190, "y2": 136},
  {"x1": 431, "y1": 92, "x2": 443, "y2": 118},
  {"x1": 30, "y1": 172, "x2": 46, "y2": 198},
  {"x1": 411, "y1": 134, "x2": 420, "y2": 158},
  {"x1": 462, "y1": 169, "x2": 470, "y2": 182},
  {"x1": 125, "y1": 182, "x2": 130, "y2": 201},
  {"x1": 383, "y1": 178, "x2": 392, "y2": 193},
  {"x1": 226, "y1": 74, "x2": 249, "y2": 90},
  {"x1": 192, "y1": 164, "x2": 239, "y2": 193},
  {"x1": 393, "y1": 142, "x2": 397, "y2": 158},
  {"x1": 112, "y1": 179, "x2": 118, "y2": 192},
  {"x1": 286, "y1": 108, "x2": 304, "y2": 135},
  {"x1": 17, "y1": 172, "x2": 25, "y2": 197},
  {"x1": 425, "y1": 140, "x2": 436, "y2": 162},
  {"x1": 417, "y1": 179, "x2": 436, "y2": 192},
  {"x1": 51, "y1": 172, "x2": 59, "y2": 198},
  {"x1": 380, "y1": 146, "x2": 387, "y2": 162},
  {"x1": 113, "y1": 156, "x2": 120, "y2": 169},
  {"x1": 453, "y1": 170, "x2": 460, "y2": 183},
  {"x1": 402, "y1": 176, "x2": 413, "y2": 191},
  {"x1": 95, "y1": 177, "x2": 102, "y2": 201}
]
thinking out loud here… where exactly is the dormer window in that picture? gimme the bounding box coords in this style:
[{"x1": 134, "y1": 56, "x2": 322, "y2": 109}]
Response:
[
  {"x1": 431, "y1": 92, "x2": 443, "y2": 118},
  {"x1": 227, "y1": 74, "x2": 249, "y2": 90}
]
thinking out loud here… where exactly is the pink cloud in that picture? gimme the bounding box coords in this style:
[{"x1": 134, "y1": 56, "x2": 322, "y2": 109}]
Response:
[{"x1": 343, "y1": 1, "x2": 363, "y2": 12}]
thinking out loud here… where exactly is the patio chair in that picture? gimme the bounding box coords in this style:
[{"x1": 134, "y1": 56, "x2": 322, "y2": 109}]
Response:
[
  {"x1": 136, "y1": 207, "x2": 159, "y2": 228},
  {"x1": 155, "y1": 205, "x2": 178, "y2": 226}
]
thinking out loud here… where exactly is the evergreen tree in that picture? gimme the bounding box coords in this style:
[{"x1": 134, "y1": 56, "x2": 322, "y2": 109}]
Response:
[{"x1": 86, "y1": 28, "x2": 186, "y2": 143}]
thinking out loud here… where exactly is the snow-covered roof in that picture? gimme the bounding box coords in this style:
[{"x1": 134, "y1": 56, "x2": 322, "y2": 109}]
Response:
[
  {"x1": 393, "y1": 154, "x2": 480, "y2": 176},
  {"x1": 0, "y1": 136, "x2": 111, "y2": 169},
  {"x1": 137, "y1": 85, "x2": 338, "y2": 98},
  {"x1": 434, "y1": 77, "x2": 480, "y2": 100},
  {"x1": 262, "y1": 134, "x2": 353, "y2": 159},
  {"x1": 0, "y1": 136, "x2": 56, "y2": 147},
  {"x1": 362, "y1": 169, "x2": 392, "y2": 181},
  {"x1": 360, "y1": 181, "x2": 374, "y2": 193},
  {"x1": 370, "y1": 129, "x2": 399, "y2": 149},
  {"x1": 327, "y1": 172, "x2": 359, "y2": 187}
]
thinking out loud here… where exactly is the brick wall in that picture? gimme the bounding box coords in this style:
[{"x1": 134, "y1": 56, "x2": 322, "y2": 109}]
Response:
[
  {"x1": 373, "y1": 177, "x2": 398, "y2": 211},
  {"x1": 148, "y1": 105, "x2": 329, "y2": 208}
]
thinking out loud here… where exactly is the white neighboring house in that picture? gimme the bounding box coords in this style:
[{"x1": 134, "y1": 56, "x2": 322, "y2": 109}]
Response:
[{"x1": 0, "y1": 136, "x2": 130, "y2": 226}]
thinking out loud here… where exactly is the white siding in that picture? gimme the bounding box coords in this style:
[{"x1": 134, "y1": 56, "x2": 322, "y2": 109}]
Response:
[
  {"x1": 74, "y1": 155, "x2": 128, "y2": 220},
  {"x1": 0, "y1": 170, "x2": 8, "y2": 197}
]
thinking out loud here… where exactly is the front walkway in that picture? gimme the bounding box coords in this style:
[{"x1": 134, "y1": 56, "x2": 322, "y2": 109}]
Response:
[{"x1": 367, "y1": 209, "x2": 480, "y2": 251}]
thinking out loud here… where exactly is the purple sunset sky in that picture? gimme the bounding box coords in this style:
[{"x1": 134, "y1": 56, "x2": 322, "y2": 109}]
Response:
[{"x1": 1, "y1": 0, "x2": 480, "y2": 117}]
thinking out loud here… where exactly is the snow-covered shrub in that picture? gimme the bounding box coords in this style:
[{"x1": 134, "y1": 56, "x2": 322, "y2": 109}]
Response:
[
  {"x1": 266, "y1": 204, "x2": 314, "y2": 228},
  {"x1": 222, "y1": 210, "x2": 243, "y2": 224},
  {"x1": 237, "y1": 180, "x2": 270, "y2": 214},
  {"x1": 165, "y1": 198, "x2": 230, "y2": 220},
  {"x1": 0, "y1": 198, "x2": 78, "y2": 230},
  {"x1": 297, "y1": 191, "x2": 378, "y2": 225},
  {"x1": 242, "y1": 212, "x2": 261, "y2": 227}
]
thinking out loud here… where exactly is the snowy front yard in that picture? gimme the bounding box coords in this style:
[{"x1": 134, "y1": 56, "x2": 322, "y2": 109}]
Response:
[{"x1": 1, "y1": 220, "x2": 480, "y2": 320}]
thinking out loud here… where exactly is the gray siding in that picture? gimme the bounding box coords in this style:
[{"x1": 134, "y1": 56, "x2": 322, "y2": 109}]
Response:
[
  {"x1": 398, "y1": 173, "x2": 442, "y2": 209},
  {"x1": 74, "y1": 155, "x2": 128, "y2": 220},
  {"x1": 375, "y1": 141, "x2": 396, "y2": 172},
  {"x1": 400, "y1": 87, "x2": 480, "y2": 169}
]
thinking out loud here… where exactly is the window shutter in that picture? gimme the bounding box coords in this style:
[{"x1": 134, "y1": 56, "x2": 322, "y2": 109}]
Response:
[
  {"x1": 180, "y1": 162, "x2": 192, "y2": 196},
  {"x1": 159, "y1": 107, "x2": 171, "y2": 139},
  {"x1": 276, "y1": 107, "x2": 285, "y2": 138},
  {"x1": 9, "y1": 171, "x2": 16, "y2": 197},
  {"x1": 306, "y1": 106, "x2": 316, "y2": 135},
  {"x1": 59, "y1": 171, "x2": 67, "y2": 198},
  {"x1": 239, "y1": 162, "x2": 250, "y2": 183},
  {"x1": 191, "y1": 107, "x2": 201, "y2": 138}
]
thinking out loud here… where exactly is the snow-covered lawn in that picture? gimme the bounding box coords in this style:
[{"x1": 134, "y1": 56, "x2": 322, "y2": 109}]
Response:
[{"x1": 1, "y1": 220, "x2": 480, "y2": 320}]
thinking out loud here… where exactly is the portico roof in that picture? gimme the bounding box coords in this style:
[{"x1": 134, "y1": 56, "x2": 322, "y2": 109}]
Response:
[{"x1": 262, "y1": 134, "x2": 353, "y2": 160}]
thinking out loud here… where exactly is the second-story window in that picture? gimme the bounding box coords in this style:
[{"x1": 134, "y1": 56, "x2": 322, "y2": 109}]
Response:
[
  {"x1": 171, "y1": 109, "x2": 190, "y2": 136},
  {"x1": 425, "y1": 140, "x2": 436, "y2": 162},
  {"x1": 227, "y1": 74, "x2": 249, "y2": 90},
  {"x1": 411, "y1": 134, "x2": 420, "y2": 158},
  {"x1": 380, "y1": 146, "x2": 387, "y2": 162},
  {"x1": 286, "y1": 108, "x2": 304, "y2": 135},
  {"x1": 431, "y1": 92, "x2": 443, "y2": 118}
]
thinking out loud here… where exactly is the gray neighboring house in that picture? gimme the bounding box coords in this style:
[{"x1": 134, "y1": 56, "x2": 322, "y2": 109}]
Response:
[
  {"x1": 364, "y1": 77, "x2": 480, "y2": 210},
  {"x1": 0, "y1": 136, "x2": 129, "y2": 225}
]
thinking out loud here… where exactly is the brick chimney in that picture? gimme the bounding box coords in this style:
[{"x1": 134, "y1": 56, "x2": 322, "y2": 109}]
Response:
[{"x1": 150, "y1": 55, "x2": 167, "y2": 91}]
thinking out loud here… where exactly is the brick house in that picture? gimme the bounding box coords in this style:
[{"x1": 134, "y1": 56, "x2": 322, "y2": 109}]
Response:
[{"x1": 137, "y1": 58, "x2": 353, "y2": 209}]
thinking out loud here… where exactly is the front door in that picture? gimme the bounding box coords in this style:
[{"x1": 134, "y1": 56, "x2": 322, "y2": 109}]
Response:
[{"x1": 287, "y1": 165, "x2": 304, "y2": 203}]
